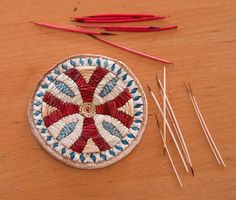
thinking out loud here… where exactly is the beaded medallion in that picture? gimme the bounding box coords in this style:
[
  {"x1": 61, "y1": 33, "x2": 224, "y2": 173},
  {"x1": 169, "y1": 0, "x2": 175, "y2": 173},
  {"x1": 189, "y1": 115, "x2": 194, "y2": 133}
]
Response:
[{"x1": 28, "y1": 55, "x2": 147, "y2": 169}]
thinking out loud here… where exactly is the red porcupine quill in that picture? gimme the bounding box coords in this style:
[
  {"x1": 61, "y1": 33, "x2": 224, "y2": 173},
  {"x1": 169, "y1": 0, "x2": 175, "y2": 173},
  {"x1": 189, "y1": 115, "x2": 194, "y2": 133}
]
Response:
[
  {"x1": 88, "y1": 34, "x2": 172, "y2": 64},
  {"x1": 104, "y1": 26, "x2": 177, "y2": 32},
  {"x1": 32, "y1": 21, "x2": 115, "y2": 35},
  {"x1": 87, "y1": 13, "x2": 157, "y2": 18},
  {"x1": 75, "y1": 17, "x2": 135, "y2": 20},
  {"x1": 74, "y1": 16, "x2": 166, "y2": 23},
  {"x1": 79, "y1": 25, "x2": 177, "y2": 32},
  {"x1": 80, "y1": 24, "x2": 155, "y2": 29}
]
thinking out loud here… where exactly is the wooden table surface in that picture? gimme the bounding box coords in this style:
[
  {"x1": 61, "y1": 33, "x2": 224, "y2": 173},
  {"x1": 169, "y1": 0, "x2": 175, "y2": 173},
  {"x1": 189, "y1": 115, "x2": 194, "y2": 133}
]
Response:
[{"x1": 0, "y1": 0, "x2": 235, "y2": 199}]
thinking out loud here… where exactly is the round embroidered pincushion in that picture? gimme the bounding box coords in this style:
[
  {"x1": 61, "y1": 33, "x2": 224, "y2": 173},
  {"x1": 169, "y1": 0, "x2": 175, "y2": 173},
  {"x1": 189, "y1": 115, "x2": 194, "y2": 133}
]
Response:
[{"x1": 28, "y1": 55, "x2": 147, "y2": 169}]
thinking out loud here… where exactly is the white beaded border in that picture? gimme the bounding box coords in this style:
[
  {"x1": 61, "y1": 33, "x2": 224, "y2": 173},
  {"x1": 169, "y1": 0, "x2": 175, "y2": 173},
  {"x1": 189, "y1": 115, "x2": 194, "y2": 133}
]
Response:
[{"x1": 29, "y1": 54, "x2": 147, "y2": 168}]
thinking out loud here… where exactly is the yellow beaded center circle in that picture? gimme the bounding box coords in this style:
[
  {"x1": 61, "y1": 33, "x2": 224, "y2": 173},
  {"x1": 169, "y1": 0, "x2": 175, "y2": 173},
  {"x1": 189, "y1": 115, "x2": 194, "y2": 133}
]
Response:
[{"x1": 79, "y1": 102, "x2": 96, "y2": 118}]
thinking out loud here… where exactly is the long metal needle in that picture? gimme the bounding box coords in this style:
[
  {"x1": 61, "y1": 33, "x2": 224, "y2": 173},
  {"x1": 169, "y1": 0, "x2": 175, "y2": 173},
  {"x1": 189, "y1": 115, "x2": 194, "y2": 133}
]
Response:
[
  {"x1": 147, "y1": 84, "x2": 189, "y2": 173},
  {"x1": 155, "y1": 115, "x2": 183, "y2": 188}
]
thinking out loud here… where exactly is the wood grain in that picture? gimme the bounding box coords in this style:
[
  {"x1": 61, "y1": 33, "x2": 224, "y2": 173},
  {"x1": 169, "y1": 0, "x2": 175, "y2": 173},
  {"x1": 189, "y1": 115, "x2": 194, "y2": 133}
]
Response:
[{"x1": 0, "y1": 0, "x2": 235, "y2": 199}]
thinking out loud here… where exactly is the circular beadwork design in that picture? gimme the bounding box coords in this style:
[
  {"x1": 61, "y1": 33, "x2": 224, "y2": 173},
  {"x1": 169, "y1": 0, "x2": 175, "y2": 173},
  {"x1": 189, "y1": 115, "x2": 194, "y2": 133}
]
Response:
[{"x1": 28, "y1": 55, "x2": 147, "y2": 169}]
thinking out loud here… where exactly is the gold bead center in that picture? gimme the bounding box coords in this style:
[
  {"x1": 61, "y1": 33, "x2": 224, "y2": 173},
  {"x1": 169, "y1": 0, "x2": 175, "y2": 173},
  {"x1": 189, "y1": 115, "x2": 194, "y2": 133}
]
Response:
[{"x1": 79, "y1": 102, "x2": 96, "y2": 117}]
